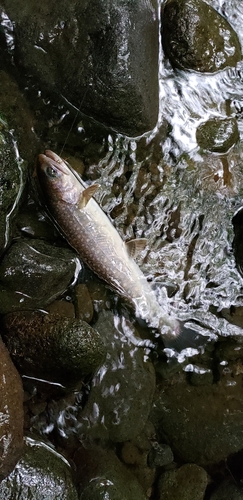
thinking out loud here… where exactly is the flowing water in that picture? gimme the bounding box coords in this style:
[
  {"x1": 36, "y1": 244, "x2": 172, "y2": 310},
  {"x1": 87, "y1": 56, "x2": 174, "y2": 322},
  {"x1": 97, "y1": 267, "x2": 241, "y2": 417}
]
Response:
[
  {"x1": 74, "y1": 0, "x2": 243, "y2": 350},
  {"x1": 2, "y1": 0, "x2": 243, "y2": 494}
]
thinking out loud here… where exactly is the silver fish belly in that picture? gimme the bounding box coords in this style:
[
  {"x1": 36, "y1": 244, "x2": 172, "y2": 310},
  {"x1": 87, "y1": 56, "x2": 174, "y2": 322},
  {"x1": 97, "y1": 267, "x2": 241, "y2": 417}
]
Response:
[{"x1": 36, "y1": 150, "x2": 179, "y2": 337}]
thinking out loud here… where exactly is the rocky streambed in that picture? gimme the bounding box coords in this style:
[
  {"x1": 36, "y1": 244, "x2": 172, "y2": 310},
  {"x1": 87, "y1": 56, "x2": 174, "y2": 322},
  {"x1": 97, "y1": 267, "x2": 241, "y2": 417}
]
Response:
[{"x1": 1, "y1": 0, "x2": 243, "y2": 499}]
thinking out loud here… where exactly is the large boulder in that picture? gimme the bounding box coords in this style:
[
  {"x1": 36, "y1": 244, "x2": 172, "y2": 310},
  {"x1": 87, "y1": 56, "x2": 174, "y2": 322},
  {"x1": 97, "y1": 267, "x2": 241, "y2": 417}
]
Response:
[{"x1": 2, "y1": 0, "x2": 159, "y2": 137}]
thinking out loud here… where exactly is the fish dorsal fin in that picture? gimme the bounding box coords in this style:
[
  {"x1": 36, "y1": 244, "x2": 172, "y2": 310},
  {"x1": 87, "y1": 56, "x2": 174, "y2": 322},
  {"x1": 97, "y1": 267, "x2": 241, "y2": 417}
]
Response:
[
  {"x1": 78, "y1": 184, "x2": 99, "y2": 209},
  {"x1": 126, "y1": 238, "x2": 147, "y2": 258}
]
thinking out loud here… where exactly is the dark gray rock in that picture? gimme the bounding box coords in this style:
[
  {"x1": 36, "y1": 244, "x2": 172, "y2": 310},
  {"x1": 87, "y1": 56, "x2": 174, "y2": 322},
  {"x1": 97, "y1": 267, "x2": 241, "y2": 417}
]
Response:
[
  {"x1": 0, "y1": 338, "x2": 23, "y2": 480},
  {"x1": 0, "y1": 71, "x2": 38, "y2": 164},
  {"x1": 0, "y1": 437, "x2": 78, "y2": 499},
  {"x1": 2, "y1": 0, "x2": 159, "y2": 137},
  {"x1": 196, "y1": 117, "x2": 239, "y2": 153},
  {"x1": 0, "y1": 119, "x2": 26, "y2": 255},
  {"x1": 148, "y1": 442, "x2": 174, "y2": 468},
  {"x1": 210, "y1": 479, "x2": 243, "y2": 500},
  {"x1": 0, "y1": 238, "x2": 80, "y2": 314},
  {"x1": 157, "y1": 464, "x2": 208, "y2": 500},
  {"x1": 2, "y1": 310, "x2": 105, "y2": 385},
  {"x1": 78, "y1": 311, "x2": 156, "y2": 442},
  {"x1": 75, "y1": 445, "x2": 147, "y2": 500},
  {"x1": 162, "y1": 0, "x2": 241, "y2": 72},
  {"x1": 151, "y1": 370, "x2": 243, "y2": 466}
]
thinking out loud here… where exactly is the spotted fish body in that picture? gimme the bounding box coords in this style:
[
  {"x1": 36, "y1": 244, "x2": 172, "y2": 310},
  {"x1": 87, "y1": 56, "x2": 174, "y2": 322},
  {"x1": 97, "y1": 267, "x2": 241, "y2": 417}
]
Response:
[{"x1": 36, "y1": 150, "x2": 179, "y2": 338}]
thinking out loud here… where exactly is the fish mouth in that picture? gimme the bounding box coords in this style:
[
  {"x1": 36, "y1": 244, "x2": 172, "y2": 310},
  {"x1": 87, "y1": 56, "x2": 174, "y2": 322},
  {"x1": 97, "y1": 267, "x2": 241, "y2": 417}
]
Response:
[{"x1": 38, "y1": 150, "x2": 70, "y2": 176}]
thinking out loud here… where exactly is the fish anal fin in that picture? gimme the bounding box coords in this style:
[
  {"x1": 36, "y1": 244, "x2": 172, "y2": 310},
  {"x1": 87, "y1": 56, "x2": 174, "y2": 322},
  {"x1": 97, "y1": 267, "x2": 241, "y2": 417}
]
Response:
[
  {"x1": 126, "y1": 238, "x2": 147, "y2": 258},
  {"x1": 78, "y1": 184, "x2": 99, "y2": 209}
]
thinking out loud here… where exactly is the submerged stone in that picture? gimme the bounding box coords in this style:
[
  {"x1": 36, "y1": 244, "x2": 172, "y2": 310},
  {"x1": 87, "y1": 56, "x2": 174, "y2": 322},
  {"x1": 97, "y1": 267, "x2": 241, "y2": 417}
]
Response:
[
  {"x1": 0, "y1": 239, "x2": 80, "y2": 314},
  {"x1": 2, "y1": 0, "x2": 159, "y2": 137},
  {"x1": 75, "y1": 445, "x2": 147, "y2": 500},
  {"x1": 151, "y1": 370, "x2": 243, "y2": 466},
  {"x1": 2, "y1": 311, "x2": 105, "y2": 385},
  {"x1": 0, "y1": 437, "x2": 78, "y2": 499},
  {"x1": 148, "y1": 442, "x2": 174, "y2": 468},
  {"x1": 162, "y1": 0, "x2": 241, "y2": 72},
  {"x1": 157, "y1": 464, "x2": 208, "y2": 500},
  {"x1": 78, "y1": 311, "x2": 156, "y2": 442},
  {"x1": 0, "y1": 338, "x2": 23, "y2": 480},
  {"x1": 196, "y1": 117, "x2": 239, "y2": 153}
]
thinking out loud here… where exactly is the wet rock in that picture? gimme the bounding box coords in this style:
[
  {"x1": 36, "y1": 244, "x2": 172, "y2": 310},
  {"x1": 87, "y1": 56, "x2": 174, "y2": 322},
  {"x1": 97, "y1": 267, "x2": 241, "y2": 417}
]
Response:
[
  {"x1": 2, "y1": 310, "x2": 105, "y2": 385},
  {"x1": 120, "y1": 439, "x2": 156, "y2": 494},
  {"x1": 75, "y1": 445, "x2": 147, "y2": 500},
  {"x1": 151, "y1": 370, "x2": 243, "y2": 466},
  {"x1": 121, "y1": 441, "x2": 145, "y2": 466},
  {"x1": 0, "y1": 71, "x2": 37, "y2": 164},
  {"x1": 210, "y1": 479, "x2": 243, "y2": 500},
  {"x1": 78, "y1": 311, "x2": 156, "y2": 442},
  {"x1": 2, "y1": 0, "x2": 159, "y2": 137},
  {"x1": 74, "y1": 283, "x2": 93, "y2": 323},
  {"x1": 0, "y1": 337, "x2": 23, "y2": 480},
  {"x1": 162, "y1": 0, "x2": 241, "y2": 72},
  {"x1": 157, "y1": 464, "x2": 208, "y2": 500},
  {"x1": 148, "y1": 442, "x2": 174, "y2": 468},
  {"x1": 196, "y1": 117, "x2": 239, "y2": 153},
  {"x1": 214, "y1": 338, "x2": 243, "y2": 387},
  {"x1": 0, "y1": 436, "x2": 78, "y2": 499},
  {"x1": 221, "y1": 306, "x2": 243, "y2": 329},
  {"x1": 189, "y1": 366, "x2": 214, "y2": 386},
  {"x1": 0, "y1": 119, "x2": 26, "y2": 255},
  {"x1": 0, "y1": 238, "x2": 80, "y2": 314},
  {"x1": 16, "y1": 203, "x2": 58, "y2": 240},
  {"x1": 47, "y1": 299, "x2": 75, "y2": 318}
]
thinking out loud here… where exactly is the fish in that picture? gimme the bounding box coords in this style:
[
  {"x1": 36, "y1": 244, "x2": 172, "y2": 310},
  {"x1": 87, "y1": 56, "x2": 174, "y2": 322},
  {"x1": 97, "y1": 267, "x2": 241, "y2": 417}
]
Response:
[{"x1": 36, "y1": 150, "x2": 191, "y2": 346}]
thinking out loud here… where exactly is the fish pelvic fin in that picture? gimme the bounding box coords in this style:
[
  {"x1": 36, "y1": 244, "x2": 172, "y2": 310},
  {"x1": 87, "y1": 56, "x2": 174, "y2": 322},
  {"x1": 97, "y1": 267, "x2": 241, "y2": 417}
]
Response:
[
  {"x1": 126, "y1": 238, "x2": 147, "y2": 258},
  {"x1": 78, "y1": 184, "x2": 99, "y2": 209}
]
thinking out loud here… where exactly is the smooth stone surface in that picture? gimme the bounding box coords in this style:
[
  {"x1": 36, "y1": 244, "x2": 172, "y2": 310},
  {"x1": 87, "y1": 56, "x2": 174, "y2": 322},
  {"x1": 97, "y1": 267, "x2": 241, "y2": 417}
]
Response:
[
  {"x1": 0, "y1": 238, "x2": 80, "y2": 314},
  {"x1": 74, "y1": 283, "x2": 93, "y2": 323},
  {"x1": 162, "y1": 0, "x2": 241, "y2": 72},
  {"x1": 75, "y1": 445, "x2": 147, "y2": 500},
  {"x1": 78, "y1": 311, "x2": 156, "y2": 442},
  {"x1": 2, "y1": 310, "x2": 105, "y2": 385},
  {"x1": 196, "y1": 117, "x2": 239, "y2": 153},
  {"x1": 148, "y1": 442, "x2": 174, "y2": 468},
  {"x1": 0, "y1": 437, "x2": 78, "y2": 499},
  {"x1": 151, "y1": 369, "x2": 243, "y2": 466},
  {"x1": 2, "y1": 0, "x2": 159, "y2": 137},
  {"x1": 157, "y1": 464, "x2": 208, "y2": 500},
  {"x1": 0, "y1": 338, "x2": 23, "y2": 480}
]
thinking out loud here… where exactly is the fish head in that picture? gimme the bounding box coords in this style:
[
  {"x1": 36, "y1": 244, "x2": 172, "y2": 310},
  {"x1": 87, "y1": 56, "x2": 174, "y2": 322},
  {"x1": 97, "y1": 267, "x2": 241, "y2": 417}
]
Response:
[{"x1": 36, "y1": 150, "x2": 81, "y2": 205}]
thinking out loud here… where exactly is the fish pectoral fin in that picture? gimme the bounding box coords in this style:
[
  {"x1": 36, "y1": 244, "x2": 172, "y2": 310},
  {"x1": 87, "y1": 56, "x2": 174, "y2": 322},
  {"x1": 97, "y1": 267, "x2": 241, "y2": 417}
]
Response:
[
  {"x1": 78, "y1": 184, "x2": 99, "y2": 209},
  {"x1": 126, "y1": 238, "x2": 147, "y2": 258}
]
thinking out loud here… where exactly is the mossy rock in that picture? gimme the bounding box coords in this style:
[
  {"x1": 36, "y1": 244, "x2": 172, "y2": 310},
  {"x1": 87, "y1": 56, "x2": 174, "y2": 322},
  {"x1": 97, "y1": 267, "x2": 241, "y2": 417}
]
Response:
[
  {"x1": 162, "y1": 0, "x2": 241, "y2": 72},
  {"x1": 196, "y1": 117, "x2": 239, "y2": 153}
]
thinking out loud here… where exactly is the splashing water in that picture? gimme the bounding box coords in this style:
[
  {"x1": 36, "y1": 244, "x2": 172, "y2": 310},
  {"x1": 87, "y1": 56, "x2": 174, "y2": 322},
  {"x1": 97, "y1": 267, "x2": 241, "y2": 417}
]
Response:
[{"x1": 78, "y1": 0, "x2": 243, "y2": 344}]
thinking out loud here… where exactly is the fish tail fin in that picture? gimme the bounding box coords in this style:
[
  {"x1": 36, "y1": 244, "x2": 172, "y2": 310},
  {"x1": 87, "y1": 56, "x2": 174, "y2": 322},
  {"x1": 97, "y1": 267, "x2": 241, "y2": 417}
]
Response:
[{"x1": 161, "y1": 320, "x2": 213, "y2": 353}]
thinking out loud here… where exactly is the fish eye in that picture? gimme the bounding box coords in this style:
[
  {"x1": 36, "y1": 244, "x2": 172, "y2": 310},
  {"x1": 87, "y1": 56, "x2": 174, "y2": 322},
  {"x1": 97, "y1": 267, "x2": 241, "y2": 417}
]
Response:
[{"x1": 46, "y1": 165, "x2": 59, "y2": 178}]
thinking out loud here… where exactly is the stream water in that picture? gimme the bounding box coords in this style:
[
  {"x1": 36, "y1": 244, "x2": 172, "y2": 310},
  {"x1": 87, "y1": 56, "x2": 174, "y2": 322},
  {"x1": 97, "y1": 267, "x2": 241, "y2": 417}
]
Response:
[
  {"x1": 1, "y1": 0, "x2": 243, "y2": 497},
  {"x1": 76, "y1": 0, "x2": 243, "y2": 351}
]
